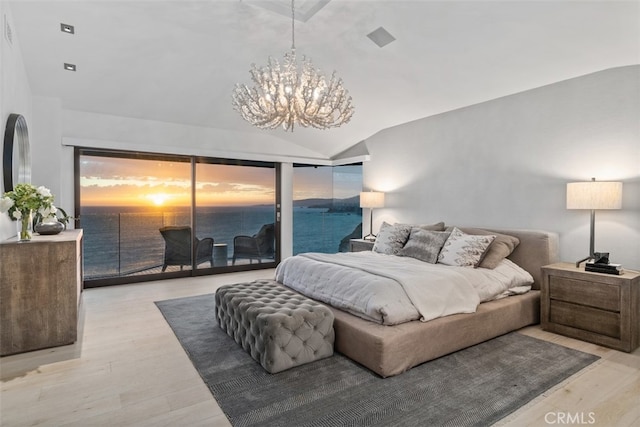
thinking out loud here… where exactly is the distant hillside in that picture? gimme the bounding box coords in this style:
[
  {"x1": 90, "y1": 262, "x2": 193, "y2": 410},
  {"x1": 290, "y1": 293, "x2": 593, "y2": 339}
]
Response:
[{"x1": 294, "y1": 195, "x2": 360, "y2": 212}]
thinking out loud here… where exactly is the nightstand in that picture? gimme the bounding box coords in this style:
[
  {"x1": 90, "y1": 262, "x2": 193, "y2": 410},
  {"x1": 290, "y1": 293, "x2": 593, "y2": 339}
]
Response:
[
  {"x1": 541, "y1": 262, "x2": 640, "y2": 352},
  {"x1": 349, "y1": 238, "x2": 374, "y2": 252}
]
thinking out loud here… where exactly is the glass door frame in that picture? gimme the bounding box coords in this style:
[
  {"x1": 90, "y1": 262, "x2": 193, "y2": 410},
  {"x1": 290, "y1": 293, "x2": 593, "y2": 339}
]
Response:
[{"x1": 75, "y1": 147, "x2": 281, "y2": 288}]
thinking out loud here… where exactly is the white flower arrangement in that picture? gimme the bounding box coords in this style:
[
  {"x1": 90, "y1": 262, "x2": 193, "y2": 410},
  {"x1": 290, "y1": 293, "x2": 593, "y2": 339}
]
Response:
[{"x1": 0, "y1": 183, "x2": 56, "y2": 221}]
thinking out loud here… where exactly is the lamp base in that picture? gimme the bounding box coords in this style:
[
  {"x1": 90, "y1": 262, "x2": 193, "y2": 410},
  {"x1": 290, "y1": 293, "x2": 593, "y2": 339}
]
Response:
[
  {"x1": 363, "y1": 234, "x2": 377, "y2": 241},
  {"x1": 575, "y1": 255, "x2": 594, "y2": 268}
]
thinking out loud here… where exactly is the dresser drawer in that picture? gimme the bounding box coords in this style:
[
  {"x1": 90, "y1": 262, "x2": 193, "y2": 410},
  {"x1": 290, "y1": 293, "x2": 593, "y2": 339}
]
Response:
[
  {"x1": 549, "y1": 300, "x2": 620, "y2": 338},
  {"x1": 549, "y1": 276, "x2": 620, "y2": 311}
]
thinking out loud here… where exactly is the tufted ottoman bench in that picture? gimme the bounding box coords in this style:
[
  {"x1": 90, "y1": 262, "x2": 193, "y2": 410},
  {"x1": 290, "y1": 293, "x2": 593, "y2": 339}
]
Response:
[{"x1": 214, "y1": 279, "x2": 335, "y2": 374}]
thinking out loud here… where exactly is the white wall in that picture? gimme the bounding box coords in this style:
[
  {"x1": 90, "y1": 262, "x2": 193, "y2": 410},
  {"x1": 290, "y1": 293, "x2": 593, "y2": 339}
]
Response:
[
  {"x1": 364, "y1": 66, "x2": 640, "y2": 270},
  {"x1": 280, "y1": 162, "x2": 294, "y2": 259},
  {"x1": 61, "y1": 109, "x2": 328, "y2": 164},
  {"x1": 31, "y1": 96, "x2": 66, "y2": 205},
  {"x1": 0, "y1": 3, "x2": 32, "y2": 241}
]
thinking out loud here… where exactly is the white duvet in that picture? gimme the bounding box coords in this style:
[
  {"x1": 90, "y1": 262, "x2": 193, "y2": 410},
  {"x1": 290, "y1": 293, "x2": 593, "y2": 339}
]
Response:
[{"x1": 275, "y1": 252, "x2": 533, "y2": 325}]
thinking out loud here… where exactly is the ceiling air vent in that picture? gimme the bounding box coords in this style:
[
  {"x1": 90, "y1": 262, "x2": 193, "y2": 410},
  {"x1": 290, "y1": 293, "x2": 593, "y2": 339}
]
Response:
[
  {"x1": 367, "y1": 26, "x2": 395, "y2": 48},
  {"x1": 61, "y1": 23, "x2": 75, "y2": 34},
  {"x1": 245, "y1": 0, "x2": 330, "y2": 22}
]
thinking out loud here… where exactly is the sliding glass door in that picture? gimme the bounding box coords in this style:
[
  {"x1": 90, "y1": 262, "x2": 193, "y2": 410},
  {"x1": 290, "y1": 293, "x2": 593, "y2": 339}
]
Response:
[
  {"x1": 195, "y1": 161, "x2": 277, "y2": 268},
  {"x1": 77, "y1": 149, "x2": 278, "y2": 286}
]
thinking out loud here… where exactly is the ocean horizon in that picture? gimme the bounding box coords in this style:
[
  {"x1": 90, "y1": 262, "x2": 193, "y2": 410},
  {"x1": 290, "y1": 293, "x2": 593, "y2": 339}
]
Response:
[{"x1": 80, "y1": 205, "x2": 362, "y2": 279}]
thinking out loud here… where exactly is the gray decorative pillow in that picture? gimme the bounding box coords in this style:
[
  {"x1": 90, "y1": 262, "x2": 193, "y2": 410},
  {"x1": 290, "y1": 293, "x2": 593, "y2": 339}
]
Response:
[
  {"x1": 437, "y1": 227, "x2": 496, "y2": 267},
  {"x1": 372, "y1": 222, "x2": 412, "y2": 255},
  {"x1": 399, "y1": 229, "x2": 451, "y2": 263}
]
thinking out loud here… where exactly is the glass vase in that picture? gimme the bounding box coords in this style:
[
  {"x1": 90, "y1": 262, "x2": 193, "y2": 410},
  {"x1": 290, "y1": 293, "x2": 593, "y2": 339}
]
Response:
[{"x1": 17, "y1": 210, "x2": 33, "y2": 242}]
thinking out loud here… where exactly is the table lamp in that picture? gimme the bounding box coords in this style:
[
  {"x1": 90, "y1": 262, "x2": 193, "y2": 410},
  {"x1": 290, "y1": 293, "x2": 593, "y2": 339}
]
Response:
[
  {"x1": 360, "y1": 191, "x2": 385, "y2": 241},
  {"x1": 567, "y1": 177, "x2": 622, "y2": 267}
]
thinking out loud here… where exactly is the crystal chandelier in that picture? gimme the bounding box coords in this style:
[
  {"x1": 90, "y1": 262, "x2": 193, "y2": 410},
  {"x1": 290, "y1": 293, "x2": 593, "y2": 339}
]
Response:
[{"x1": 232, "y1": 0, "x2": 354, "y2": 131}]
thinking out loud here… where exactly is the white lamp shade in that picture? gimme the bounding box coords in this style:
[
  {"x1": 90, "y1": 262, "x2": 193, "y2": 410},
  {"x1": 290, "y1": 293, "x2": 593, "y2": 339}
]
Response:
[
  {"x1": 566, "y1": 181, "x2": 622, "y2": 210},
  {"x1": 360, "y1": 191, "x2": 385, "y2": 209}
]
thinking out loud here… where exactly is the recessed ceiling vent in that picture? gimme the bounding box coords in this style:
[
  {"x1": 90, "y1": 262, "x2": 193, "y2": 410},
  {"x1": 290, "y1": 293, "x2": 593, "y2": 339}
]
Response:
[
  {"x1": 245, "y1": 0, "x2": 330, "y2": 22},
  {"x1": 367, "y1": 26, "x2": 395, "y2": 48},
  {"x1": 60, "y1": 23, "x2": 75, "y2": 34}
]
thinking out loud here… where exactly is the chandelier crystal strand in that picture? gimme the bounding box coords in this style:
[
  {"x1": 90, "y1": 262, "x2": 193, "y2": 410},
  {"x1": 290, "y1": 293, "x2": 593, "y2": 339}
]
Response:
[{"x1": 232, "y1": 0, "x2": 354, "y2": 131}]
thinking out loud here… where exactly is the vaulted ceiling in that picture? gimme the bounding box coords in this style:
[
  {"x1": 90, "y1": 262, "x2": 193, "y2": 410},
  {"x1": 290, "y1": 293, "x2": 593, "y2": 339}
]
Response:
[{"x1": 7, "y1": 0, "x2": 639, "y2": 159}]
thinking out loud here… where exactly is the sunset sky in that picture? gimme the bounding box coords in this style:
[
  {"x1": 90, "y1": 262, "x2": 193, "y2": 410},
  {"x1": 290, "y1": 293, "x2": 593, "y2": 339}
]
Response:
[{"x1": 79, "y1": 156, "x2": 361, "y2": 207}]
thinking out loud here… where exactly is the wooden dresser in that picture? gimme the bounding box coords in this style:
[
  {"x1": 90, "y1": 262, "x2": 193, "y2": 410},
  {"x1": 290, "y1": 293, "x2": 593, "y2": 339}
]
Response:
[
  {"x1": 0, "y1": 229, "x2": 83, "y2": 356},
  {"x1": 541, "y1": 262, "x2": 639, "y2": 352}
]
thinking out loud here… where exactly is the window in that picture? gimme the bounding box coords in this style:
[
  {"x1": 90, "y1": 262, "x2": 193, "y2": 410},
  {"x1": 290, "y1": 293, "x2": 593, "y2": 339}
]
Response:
[
  {"x1": 293, "y1": 164, "x2": 362, "y2": 254},
  {"x1": 76, "y1": 149, "x2": 278, "y2": 286}
]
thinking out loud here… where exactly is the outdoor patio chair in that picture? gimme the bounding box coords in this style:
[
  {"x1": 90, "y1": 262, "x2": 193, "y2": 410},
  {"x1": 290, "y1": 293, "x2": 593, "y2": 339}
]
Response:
[
  {"x1": 159, "y1": 226, "x2": 214, "y2": 271},
  {"x1": 232, "y1": 223, "x2": 275, "y2": 265}
]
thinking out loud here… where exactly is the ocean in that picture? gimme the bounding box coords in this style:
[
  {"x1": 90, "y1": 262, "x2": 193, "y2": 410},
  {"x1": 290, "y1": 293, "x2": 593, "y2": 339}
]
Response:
[{"x1": 80, "y1": 205, "x2": 362, "y2": 279}]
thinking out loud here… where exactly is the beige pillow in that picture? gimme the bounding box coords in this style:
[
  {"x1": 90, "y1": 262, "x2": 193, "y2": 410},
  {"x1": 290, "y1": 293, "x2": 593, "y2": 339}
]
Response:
[
  {"x1": 456, "y1": 227, "x2": 520, "y2": 269},
  {"x1": 397, "y1": 221, "x2": 446, "y2": 232}
]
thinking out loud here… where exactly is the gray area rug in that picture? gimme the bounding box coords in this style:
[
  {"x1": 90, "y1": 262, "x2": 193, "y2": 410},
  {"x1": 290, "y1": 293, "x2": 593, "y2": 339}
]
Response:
[{"x1": 156, "y1": 293, "x2": 599, "y2": 427}]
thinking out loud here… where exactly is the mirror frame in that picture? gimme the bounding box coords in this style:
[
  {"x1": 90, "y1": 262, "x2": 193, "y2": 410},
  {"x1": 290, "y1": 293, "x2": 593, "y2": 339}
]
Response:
[{"x1": 3, "y1": 113, "x2": 31, "y2": 193}]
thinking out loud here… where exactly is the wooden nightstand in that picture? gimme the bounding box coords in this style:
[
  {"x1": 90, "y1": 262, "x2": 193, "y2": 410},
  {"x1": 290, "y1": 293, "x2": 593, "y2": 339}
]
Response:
[
  {"x1": 349, "y1": 239, "x2": 375, "y2": 252},
  {"x1": 541, "y1": 262, "x2": 640, "y2": 352}
]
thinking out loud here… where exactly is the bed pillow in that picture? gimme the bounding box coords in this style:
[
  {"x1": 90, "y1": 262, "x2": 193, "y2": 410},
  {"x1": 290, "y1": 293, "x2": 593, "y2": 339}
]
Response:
[
  {"x1": 372, "y1": 222, "x2": 412, "y2": 255},
  {"x1": 397, "y1": 221, "x2": 446, "y2": 232},
  {"x1": 399, "y1": 229, "x2": 451, "y2": 263},
  {"x1": 437, "y1": 227, "x2": 496, "y2": 267},
  {"x1": 456, "y1": 227, "x2": 520, "y2": 269}
]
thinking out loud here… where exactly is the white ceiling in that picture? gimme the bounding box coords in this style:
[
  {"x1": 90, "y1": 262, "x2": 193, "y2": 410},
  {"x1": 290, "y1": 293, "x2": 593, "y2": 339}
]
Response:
[{"x1": 7, "y1": 0, "x2": 640, "y2": 159}]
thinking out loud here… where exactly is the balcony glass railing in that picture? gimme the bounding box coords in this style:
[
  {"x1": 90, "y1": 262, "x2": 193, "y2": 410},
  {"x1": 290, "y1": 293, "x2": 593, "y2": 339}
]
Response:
[{"x1": 81, "y1": 206, "x2": 276, "y2": 280}]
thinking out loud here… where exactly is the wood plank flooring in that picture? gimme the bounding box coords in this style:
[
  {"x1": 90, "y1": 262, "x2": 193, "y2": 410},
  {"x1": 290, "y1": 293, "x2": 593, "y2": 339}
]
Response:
[{"x1": 1, "y1": 270, "x2": 638, "y2": 426}]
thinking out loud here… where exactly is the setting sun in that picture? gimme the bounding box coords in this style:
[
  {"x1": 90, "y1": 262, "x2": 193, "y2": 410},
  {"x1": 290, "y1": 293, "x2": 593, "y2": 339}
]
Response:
[{"x1": 148, "y1": 193, "x2": 169, "y2": 206}]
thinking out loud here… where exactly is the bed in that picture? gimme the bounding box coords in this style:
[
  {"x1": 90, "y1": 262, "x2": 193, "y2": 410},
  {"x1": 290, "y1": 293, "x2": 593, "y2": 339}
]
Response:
[{"x1": 275, "y1": 226, "x2": 559, "y2": 377}]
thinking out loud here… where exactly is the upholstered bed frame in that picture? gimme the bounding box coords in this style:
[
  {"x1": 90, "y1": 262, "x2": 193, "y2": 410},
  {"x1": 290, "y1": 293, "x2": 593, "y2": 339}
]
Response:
[{"x1": 325, "y1": 228, "x2": 559, "y2": 377}]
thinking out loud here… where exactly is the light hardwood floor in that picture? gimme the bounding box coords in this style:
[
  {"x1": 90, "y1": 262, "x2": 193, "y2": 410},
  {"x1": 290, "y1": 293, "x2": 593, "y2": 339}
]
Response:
[{"x1": 1, "y1": 270, "x2": 638, "y2": 427}]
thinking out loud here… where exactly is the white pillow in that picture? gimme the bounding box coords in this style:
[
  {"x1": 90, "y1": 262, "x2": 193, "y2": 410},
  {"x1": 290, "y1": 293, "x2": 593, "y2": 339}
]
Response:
[
  {"x1": 372, "y1": 222, "x2": 412, "y2": 255},
  {"x1": 469, "y1": 258, "x2": 534, "y2": 302},
  {"x1": 437, "y1": 227, "x2": 496, "y2": 267},
  {"x1": 496, "y1": 258, "x2": 534, "y2": 289}
]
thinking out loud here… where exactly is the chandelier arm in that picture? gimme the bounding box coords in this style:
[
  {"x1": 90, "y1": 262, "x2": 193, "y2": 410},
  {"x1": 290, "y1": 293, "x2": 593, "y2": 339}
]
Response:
[{"x1": 234, "y1": 82, "x2": 286, "y2": 128}]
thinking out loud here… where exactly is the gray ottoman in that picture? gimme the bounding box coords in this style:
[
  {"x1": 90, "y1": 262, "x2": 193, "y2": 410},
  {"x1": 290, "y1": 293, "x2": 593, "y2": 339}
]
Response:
[{"x1": 214, "y1": 280, "x2": 335, "y2": 374}]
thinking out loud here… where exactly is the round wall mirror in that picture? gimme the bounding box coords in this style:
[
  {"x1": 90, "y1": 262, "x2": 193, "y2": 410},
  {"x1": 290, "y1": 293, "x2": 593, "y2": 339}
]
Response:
[{"x1": 3, "y1": 113, "x2": 31, "y2": 193}]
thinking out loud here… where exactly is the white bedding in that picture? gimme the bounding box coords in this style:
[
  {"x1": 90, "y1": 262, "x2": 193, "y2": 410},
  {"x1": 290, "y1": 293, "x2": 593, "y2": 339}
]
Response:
[{"x1": 275, "y1": 252, "x2": 533, "y2": 325}]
